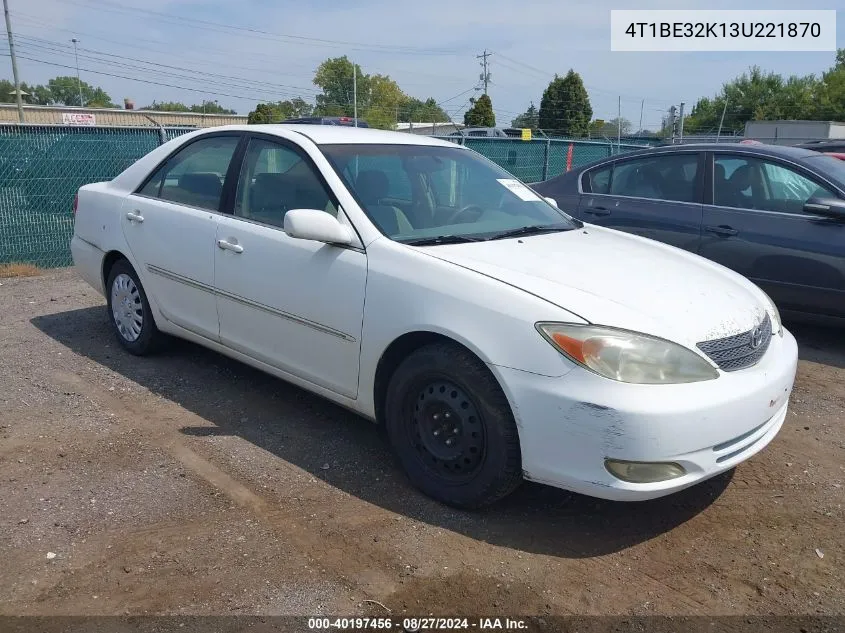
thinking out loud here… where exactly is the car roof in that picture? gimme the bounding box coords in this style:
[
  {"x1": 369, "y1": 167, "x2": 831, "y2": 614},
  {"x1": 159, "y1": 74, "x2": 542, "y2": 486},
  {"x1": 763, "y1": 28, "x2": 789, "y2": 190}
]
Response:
[
  {"x1": 609, "y1": 142, "x2": 820, "y2": 160},
  {"x1": 191, "y1": 124, "x2": 461, "y2": 147}
]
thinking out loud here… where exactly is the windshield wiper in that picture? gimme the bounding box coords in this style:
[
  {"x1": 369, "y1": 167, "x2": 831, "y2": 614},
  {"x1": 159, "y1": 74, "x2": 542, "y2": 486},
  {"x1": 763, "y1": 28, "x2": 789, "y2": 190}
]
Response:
[
  {"x1": 485, "y1": 224, "x2": 572, "y2": 241},
  {"x1": 401, "y1": 234, "x2": 485, "y2": 246}
]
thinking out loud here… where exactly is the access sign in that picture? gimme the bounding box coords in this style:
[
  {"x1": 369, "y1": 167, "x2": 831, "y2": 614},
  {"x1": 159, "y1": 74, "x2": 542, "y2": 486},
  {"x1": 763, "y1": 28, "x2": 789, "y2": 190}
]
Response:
[{"x1": 521, "y1": 128, "x2": 531, "y2": 141}]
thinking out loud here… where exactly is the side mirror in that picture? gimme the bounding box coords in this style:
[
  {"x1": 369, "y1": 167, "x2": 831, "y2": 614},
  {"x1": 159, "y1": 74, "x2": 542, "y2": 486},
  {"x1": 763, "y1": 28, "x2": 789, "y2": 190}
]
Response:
[
  {"x1": 804, "y1": 197, "x2": 845, "y2": 220},
  {"x1": 284, "y1": 209, "x2": 353, "y2": 245},
  {"x1": 544, "y1": 196, "x2": 559, "y2": 208}
]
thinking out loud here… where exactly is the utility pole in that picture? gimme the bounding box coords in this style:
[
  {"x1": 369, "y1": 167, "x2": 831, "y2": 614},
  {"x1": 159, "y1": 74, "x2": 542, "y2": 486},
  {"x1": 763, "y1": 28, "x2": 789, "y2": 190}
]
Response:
[
  {"x1": 71, "y1": 38, "x2": 84, "y2": 107},
  {"x1": 678, "y1": 101, "x2": 685, "y2": 142},
  {"x1": 352, "y1": 61, "x2": 357, "y2": 127},
  {"x1": 476, "y1": 49, "x2": 492, "y2": 95},
  {"x1": 716, "y1": 100, "x2": 728, "y2": 142},
  {"x1": 617, "y1": 95, "x2": 622, "y2": 153},
  {"x1": 669, "y1": 105, "x2": 678, "y2": 143},
  {"x1": 638, "y1": 99, "x2": 644, "y2": 135},
  {"x1": 3, "y1": 0, "x2": 24, "y2": 122}
]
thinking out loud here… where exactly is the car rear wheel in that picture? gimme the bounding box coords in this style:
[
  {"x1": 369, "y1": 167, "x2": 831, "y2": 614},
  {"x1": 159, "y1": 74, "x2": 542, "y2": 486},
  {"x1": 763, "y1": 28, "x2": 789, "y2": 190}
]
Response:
[
  {"x1": 106, "y1": 259, "x2": 164, "y2": 356},
  {"x1": 384, "y1": 342, "x2": 522, "y2": 508}
]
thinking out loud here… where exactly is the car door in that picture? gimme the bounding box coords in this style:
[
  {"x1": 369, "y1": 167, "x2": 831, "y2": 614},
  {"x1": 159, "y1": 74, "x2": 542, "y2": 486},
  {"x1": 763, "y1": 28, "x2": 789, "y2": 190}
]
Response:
[
  {"x1": 699, "y1": 152, "x2": 845, "y2": 318},
  {"x1": 577, "y1": 151, "x2": 704, "y2": 252},
  {"x1": 213, "y1": 134, "x2": 367, "y2": 398},
  {"x1": 122, "y1": 133, "x2": 242, "y2": 340}
]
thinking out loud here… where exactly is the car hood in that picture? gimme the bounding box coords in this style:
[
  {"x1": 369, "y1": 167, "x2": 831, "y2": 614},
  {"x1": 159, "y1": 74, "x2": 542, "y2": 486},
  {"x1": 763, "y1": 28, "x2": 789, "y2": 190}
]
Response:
[{"x1": 419, "y1": 225, "x2": 771, "y2": 348}]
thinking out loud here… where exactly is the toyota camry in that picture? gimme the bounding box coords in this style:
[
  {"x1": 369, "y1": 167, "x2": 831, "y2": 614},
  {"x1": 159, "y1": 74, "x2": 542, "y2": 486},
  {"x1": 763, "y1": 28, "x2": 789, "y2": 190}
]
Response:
[{"x1": 71, "y1": 125, "x2": 798, "y2": 508}]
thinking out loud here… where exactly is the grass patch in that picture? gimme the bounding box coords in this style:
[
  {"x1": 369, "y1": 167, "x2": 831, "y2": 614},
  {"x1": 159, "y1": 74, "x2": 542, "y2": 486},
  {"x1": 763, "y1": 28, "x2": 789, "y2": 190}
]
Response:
[{"x1": 0, "y1": 262, "x2": 43, "y2": 278}]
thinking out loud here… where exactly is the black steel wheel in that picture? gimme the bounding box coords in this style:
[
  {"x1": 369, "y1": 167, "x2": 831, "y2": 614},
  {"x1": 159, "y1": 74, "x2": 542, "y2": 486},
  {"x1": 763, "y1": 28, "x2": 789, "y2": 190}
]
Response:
[{"x1": 385, "y1": 342, "x2": 522, "y2": 508}]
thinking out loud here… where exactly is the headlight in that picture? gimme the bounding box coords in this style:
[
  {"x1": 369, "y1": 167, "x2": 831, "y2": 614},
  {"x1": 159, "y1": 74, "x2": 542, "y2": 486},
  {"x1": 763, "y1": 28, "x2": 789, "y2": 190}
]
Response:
[
  {"x1": 536, "y1": 323, "x2": 719, "y2": 384},
  {"x1": 760, "y1": 291, "x2": 783, "y2": 337}
]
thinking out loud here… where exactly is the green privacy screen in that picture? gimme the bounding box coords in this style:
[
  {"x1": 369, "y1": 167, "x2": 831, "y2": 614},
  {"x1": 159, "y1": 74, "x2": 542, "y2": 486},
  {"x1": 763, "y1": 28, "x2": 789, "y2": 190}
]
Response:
[{"x1": 0, "y1": 125, "x2": 646, "y2": 268}]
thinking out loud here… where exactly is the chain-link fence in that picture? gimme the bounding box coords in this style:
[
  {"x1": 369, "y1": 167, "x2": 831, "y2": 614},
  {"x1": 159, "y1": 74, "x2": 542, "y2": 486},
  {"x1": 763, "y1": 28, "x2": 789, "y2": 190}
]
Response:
[
  {"x1": 0, "y1": 124, "x2": 194, "y2": 268},
  {"x1": 1, "y1": 125, "x2": 648, "y2": 269},
  {"x1": 432, "y1": 136, "x2": 649, "y2": 183}
]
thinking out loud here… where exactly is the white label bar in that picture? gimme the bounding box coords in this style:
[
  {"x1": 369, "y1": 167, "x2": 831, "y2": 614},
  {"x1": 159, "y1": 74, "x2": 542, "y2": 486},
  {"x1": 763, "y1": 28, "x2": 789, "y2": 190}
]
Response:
[{"x1": 610, "y1": 10, "x2": 836, "y2": 51}]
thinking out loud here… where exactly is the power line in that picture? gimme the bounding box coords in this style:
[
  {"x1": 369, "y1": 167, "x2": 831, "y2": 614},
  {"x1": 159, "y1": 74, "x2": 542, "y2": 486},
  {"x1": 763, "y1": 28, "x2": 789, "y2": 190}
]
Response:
[{"x1": 61, "y1": 0, "x2": 471, "y2": 57}]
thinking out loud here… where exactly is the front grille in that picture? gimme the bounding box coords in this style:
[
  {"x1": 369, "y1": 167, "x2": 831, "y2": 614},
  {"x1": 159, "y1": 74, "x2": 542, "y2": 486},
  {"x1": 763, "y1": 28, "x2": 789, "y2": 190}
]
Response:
[{"x1": 697, "y1": 314, "x2": 772, "y2": 372}]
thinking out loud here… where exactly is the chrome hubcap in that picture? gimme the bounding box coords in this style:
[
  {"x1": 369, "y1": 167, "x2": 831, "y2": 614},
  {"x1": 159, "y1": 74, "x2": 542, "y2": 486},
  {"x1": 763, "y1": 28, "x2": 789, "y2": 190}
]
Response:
[{"x1": 111, "y1": 273, "x2": 143, "y2": 342}]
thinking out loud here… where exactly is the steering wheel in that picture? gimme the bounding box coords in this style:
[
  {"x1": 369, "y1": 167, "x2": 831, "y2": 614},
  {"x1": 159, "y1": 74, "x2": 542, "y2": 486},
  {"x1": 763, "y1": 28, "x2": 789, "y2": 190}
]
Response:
[{"x1": 446, "y1": 204, "x2": 485, "y2": 225}]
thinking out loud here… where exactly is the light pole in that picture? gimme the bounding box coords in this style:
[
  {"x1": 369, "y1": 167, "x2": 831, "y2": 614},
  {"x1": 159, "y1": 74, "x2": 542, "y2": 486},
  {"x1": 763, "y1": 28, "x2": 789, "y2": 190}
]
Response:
[{"x1": 71, "y1": 38, "x2": 83, "y2": 107}]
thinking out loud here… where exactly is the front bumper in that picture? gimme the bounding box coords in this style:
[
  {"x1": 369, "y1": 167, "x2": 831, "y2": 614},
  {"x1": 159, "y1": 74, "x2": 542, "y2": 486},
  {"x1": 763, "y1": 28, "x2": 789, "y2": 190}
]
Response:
[{"x1": 492, "y1": 328, "x2": 798, "y2": 501}]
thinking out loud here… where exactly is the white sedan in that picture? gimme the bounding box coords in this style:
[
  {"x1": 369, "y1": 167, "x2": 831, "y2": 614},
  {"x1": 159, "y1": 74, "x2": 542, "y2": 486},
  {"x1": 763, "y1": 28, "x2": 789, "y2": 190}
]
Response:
[{"x1": 71, "y1": 125, "x2": 798, "y2": 508}]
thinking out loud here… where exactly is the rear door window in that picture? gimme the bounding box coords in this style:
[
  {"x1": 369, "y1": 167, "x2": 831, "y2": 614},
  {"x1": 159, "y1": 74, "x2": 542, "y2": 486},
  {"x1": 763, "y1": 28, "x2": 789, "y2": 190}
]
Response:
[
  {"x1": 608, "y1": 154, "x2": 699, "y2": 202},
  {"x1": 137, "y1": 136, "x2": 240, "y2": 211}
]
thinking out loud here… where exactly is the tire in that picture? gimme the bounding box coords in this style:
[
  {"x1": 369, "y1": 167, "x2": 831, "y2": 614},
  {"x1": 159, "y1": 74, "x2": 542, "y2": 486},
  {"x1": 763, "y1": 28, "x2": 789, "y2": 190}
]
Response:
[
  {"x1": 105, "y1": 258, "x2": 165, "y2": 356},
  {"x1": 384, "y1": 342, "x2": 522, "y2": 509}
]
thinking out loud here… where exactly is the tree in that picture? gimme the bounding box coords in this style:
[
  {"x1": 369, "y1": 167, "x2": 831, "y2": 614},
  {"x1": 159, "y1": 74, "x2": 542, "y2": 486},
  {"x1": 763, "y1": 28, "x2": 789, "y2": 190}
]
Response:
[
  {"x1": 43, "y1": 76, "x2": 115, "y2": 107},
  {"x1": 313, "y1": 56, "x2": 369, "y2": 118},
  {"x1": 190, "y1": 100, "x2": 236, "y2": 114},
  {"x1": 142, "y1": 100, "x2": 236, "y2": 114},
  {"x1": 399, "y1": 97, "x2": 448, "y2": 123},
  {"x1": 463, "y1": 94, "x2": 495, "y2": 127},
  {"x1": 0, "y1": 80, "x2": 38, "y2": 104},
  {"x1": 511, "y1": 102, "x2": 539, "y2": 129},
  {"x1": 364, "y1": 74, "x2": 406, "y2": 129},
  {"x1": 539, "y1": 70, "x2": 592, "y2": 137},
  {"x1": 247, "y1": 98, "x2": 314, "y2": 124},
  {"x1": 142, "y1": 101, "x2": 191, "y2": 112},
  {"x1": 684, "y1": 66, "x2": 822, "y2": 134}
]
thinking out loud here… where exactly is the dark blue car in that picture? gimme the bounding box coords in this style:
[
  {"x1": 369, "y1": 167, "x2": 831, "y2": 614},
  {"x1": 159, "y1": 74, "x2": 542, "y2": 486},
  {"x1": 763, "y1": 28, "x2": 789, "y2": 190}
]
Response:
[{"x1": 533, "y1": 143, "x2": 845, "y2": 324}]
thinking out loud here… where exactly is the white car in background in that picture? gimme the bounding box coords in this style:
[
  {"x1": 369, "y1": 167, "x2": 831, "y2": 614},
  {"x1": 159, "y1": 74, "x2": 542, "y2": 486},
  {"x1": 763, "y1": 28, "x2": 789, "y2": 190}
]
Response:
[{"x1": 71, "y1": 125, "x2": 798, "y2": 508}]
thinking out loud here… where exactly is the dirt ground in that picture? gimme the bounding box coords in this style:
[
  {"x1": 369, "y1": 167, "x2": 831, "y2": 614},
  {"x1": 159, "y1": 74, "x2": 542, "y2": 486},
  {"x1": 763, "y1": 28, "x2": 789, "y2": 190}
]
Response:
[{"x1": 1, "y1": 269, "x2": 843, "y2": 617}]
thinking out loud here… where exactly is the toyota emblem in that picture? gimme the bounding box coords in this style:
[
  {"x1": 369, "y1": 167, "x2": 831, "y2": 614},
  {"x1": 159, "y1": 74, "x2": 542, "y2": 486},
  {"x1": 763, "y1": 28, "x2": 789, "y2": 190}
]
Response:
[{"x1": 750, "y1": 324, "x2": 765, "y2": 349}]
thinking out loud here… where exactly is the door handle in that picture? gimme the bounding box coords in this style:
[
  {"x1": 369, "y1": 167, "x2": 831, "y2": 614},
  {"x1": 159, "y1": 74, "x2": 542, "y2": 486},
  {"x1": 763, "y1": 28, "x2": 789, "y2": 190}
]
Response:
[
  {"x1": 583, "y1": 206, "x2": 611, "y2": 216},
  {"x1": 704, "y1": 225, "x2": 738, "y2": 237},
  {"x1": 125, "y1": 210, "x2": 144, "y2": 223},
  {"x1": 217, "y1": 239, "x2": 244, "y2": 253}
]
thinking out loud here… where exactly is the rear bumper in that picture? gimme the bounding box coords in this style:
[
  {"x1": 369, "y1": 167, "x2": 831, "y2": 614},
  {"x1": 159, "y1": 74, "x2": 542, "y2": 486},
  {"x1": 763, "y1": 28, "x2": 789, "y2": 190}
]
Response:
[
  {"x1": 492, "y1": 328, "x2": 799, "y2": 501},
  {"x1": 70, "y1": 235, "x2": 105, "y2": 296}
]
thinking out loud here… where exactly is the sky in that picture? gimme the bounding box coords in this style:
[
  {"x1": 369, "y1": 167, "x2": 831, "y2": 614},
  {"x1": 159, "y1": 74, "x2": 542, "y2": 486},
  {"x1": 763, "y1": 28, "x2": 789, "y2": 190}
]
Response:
[{"x1": 6, "y1": 0, "x2": 845, "y2": 130}]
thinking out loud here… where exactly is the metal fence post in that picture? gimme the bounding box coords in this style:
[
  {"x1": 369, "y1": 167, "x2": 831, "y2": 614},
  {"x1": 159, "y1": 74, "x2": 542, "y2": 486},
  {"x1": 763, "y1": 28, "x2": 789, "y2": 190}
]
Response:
[{"x1": 542, "y1": 139, "x2": 551, "y2": 181}]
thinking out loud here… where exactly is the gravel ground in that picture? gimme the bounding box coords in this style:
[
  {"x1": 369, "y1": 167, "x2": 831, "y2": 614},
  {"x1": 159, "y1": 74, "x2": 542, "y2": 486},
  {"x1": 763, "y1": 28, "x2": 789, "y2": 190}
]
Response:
[{"x1": 0, "y1": 269, "x2": 843, "y2": 617}]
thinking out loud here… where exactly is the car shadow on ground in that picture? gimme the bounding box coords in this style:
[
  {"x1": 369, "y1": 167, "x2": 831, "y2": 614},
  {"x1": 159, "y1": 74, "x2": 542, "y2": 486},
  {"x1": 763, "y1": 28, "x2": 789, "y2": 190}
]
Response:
[
  {"x1": 31, "y1": 306, "x2": 746, "y2": 559},
  {"x1": 786, "y1": 319, "x2": 845, "y2": 370}
]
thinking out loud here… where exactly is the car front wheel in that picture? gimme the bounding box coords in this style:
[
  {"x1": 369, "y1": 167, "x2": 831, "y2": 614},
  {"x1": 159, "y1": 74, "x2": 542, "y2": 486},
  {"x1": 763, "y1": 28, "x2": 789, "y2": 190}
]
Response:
[
  {"x1": 384, "y1": 342, "x2": 523, "y2": 508},
  {"x1": 106, "y1": 258, "x2": 165, "y2": 356}
]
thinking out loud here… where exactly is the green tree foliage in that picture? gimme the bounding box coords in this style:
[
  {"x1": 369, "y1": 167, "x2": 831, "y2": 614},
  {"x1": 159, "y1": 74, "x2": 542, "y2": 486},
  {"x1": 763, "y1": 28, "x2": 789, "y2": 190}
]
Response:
[
  {"x1": 399, "y1": 97, "x2": 448, "y2": 123},
  {"x1": 141, "y1": 101, "x2": 191, "y2": 112},
  {"x1": 44, "y1": 76, "x2": 115, "y2": 107},
  {"x1": 247, "y1": 98, "x2": 314, "y2": 124},
  {"x1": 539, "y1": 70, "x2": 592, "y2": 137},
  {"x1": 463, "y1": 94, "x2": 495, "y2": 127},
  {"x1": 140, "y1": 100, "x2": 238, "y2": 114},
  {"x1": 0, "y1": 80, "x2": 41, "y2": 104},
  {"x1": 0, "y1": 77, "x2": 114, "y2": 107},
  {"x1": 313, "y1": 56, "x2": 369, "y2": 117},
  {"x1": 311, "y1": 56, "x2": 445, "y2": 129},
  {"x1": 511, "y1": 102, "x2": 539, "y2": 129},
  {"x1": 682, "y1": 52, "x2": 845, "y2": 135}
]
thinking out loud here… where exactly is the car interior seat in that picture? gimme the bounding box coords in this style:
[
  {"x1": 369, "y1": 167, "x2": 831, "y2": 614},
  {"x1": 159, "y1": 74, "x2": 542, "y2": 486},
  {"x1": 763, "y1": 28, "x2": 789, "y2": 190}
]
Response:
[{"x1": 354, "y1": 170, "x2": 414, "y2": 236}]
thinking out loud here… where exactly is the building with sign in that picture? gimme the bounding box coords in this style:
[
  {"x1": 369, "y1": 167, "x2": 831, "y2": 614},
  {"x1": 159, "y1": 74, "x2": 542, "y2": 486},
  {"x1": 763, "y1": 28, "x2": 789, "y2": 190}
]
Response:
[{"x1": 0, "y1": 104, "x2": 247, "y2": 128}]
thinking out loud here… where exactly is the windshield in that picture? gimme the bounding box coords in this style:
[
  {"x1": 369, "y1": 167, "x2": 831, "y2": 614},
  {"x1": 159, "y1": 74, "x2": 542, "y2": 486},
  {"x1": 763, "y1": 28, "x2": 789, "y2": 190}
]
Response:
[
  {"x1": 320, "y1": 143, "x2": 579, "y2": 242},
  {"x1": 803, "y1": 154, "x2": 845, "y2": 190}
]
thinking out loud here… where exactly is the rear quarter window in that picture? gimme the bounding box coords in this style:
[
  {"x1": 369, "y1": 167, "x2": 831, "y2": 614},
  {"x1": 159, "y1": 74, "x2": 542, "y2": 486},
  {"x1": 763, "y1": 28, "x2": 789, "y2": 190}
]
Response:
[{"x1": 583, "y1": 165, "x2": 612, "y2": 194}]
